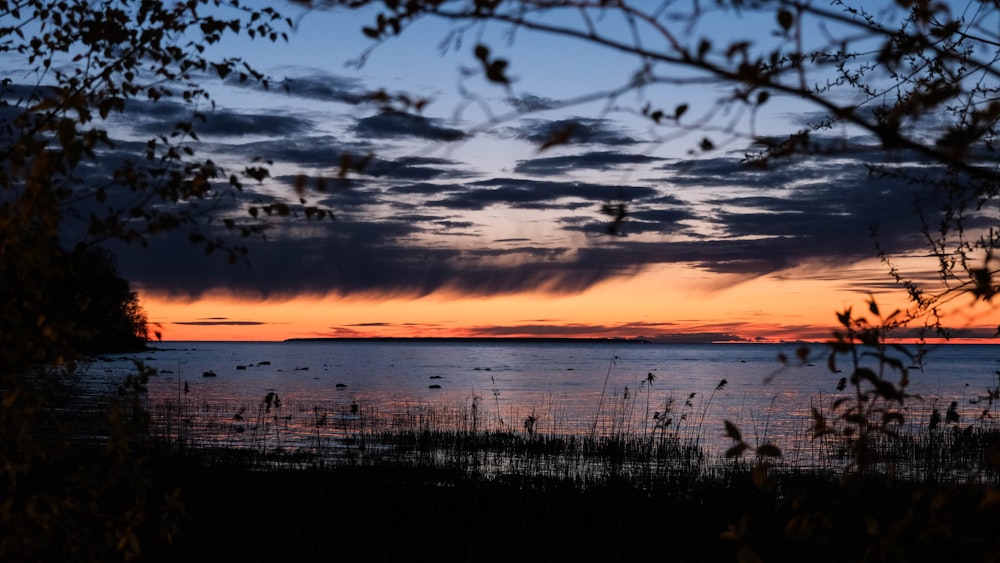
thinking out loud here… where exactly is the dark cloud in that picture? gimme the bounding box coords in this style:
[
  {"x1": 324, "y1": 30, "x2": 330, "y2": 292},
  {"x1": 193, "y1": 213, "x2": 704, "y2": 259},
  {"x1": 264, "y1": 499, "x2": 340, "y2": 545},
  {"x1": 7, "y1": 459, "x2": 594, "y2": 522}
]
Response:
[
  {"x1": 660, "y1": 156, "x2": 804, "y2": 188},
  {"x1": 123, "y1": 99, "x2": 314, "y2": 138},
  {"x1": 272, "y1": 73, "x2": 367, "y2": 104},
  {"x1": 174, "y1": 320, "x2": 267, "y2": 326},
  {"x1": 363, "y1": 156, "x2": 472, "y2": 181},
  {"x1": 514, "y1": 118, "x2": 638, "y2": 146},
  {"x1": 109, "y1": 167, "x2": 956, "y2": 301},
  {"x1": 271, "y1": 175, "x2": 376, "y2": 208},
  {"x1": 469, "y1": 323, "x2": 636, "y2": 337},
  {"x1": 707, "y1": 175, "x2": 933, "y2": 256},
  {"x1": 48, "y1": 143, "x2": 257, "y2": 245},
  {"x1": 647, "y1": 333, "x2": 749, "y2": 343},
  {"x1": 389, "y1": 212, "x2": 456, "y2": 223},
  {"x1": 229, "y1": 136, "x2": 362, "y2": 168},
  {"x1": 195, "y1": 111, "x2": 314, "y2": 137},
  {"x1": 388, "y1": 182, "x2": 459, "y2": 196},
  {"x1": 219, "y1": 71, "x2": 368, "y2": 105},
  {"x1": 506, "y1": 93, "x2": 560, "y2": 112},
  {"x1": 426, "y1": 178, "x2": 657, "y2": 211},
  {"x1": 563, "y1": 207, "x2": 695, "y2": 236},
  {"x1": 514, "y1": 151, "x2": 662, "y2": 176},
  {"x1": 462, "y1": 322, "x2": 749, "y2": 342},
  {"x1": 464, "y1": 246, "x2": 570, "y2": 259},
  {"x1": 354, "y1": 111, "x2": 465, "y2": 141},
  {"x1": 233, "y1": 142, "x2": 469, "y2": 183},
  {"x1": 433, "y1": 220, "x2": 477, "y2": 230},
  {"x1": 91, "y1": 116, "x2": 984, "y2": 303},
  {"x1": 113, "y1": 223, "x2": 636, "y2": 299},
  {"x1": 1, "y1": 83, "x2": 59, "y2": 101}
]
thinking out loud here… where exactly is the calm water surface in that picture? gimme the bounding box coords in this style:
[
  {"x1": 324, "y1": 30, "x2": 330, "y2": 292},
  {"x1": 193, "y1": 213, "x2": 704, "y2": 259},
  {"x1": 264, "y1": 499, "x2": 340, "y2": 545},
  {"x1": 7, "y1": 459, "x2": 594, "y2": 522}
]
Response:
[{"x1": 88, "y1": 341, "x2": 1000, "y2": 459}]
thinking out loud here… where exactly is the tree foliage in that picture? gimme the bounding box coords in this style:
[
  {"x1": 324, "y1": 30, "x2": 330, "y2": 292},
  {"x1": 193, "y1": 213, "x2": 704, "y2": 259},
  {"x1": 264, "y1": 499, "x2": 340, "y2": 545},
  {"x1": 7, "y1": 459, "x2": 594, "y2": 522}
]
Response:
[
  {"x1": 302, "y1": 0, "x2": 1000, "y2": 320},
  {"x1": 1, "y1": 242, "x2": 148, "y2": 372},
  {"x1": 0, "y1": 0, "x2": 298, "y2": 559},
  {"x1": 1, "y1": 0, "x2": 292, "y2": 258}
]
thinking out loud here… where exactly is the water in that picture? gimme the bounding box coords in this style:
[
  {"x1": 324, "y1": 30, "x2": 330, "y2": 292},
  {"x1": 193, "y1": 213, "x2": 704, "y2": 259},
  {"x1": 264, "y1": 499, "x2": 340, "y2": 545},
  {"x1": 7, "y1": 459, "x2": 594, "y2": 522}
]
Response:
[{"x1": 86, "y1": 341, "x2": 1000, "y2": 461}]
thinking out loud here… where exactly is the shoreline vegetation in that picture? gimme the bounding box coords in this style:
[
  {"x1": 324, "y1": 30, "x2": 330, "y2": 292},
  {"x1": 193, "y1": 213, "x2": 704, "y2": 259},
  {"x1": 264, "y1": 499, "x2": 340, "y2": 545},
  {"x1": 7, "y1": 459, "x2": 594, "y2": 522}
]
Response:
[
  {"x1": 136, "y1": 391, "x2": 1000, "y2": 562},
  {"x1": 19, "y1": 320, "x2": 1000, "y2": 561},
  {"x1": 143, "y1": 379, "x2": 1000, "y2": 485},
  {"x1": 6, "y1": 335, "x2": 1000, "y2": 561},
  {"x1": 146, "y1": 457, "x2": 1000, "y2": 563},
  {"x1": 128, "y1": 346, "x2": 1000, "y2": 562}
]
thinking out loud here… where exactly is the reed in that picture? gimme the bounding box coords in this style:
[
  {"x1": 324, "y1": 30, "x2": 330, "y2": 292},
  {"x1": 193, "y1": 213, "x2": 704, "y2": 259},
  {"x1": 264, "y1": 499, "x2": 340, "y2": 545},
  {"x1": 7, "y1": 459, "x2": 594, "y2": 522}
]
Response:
[{"x1": 138, "y1": 384, "x2": 1000, "y2": 487}]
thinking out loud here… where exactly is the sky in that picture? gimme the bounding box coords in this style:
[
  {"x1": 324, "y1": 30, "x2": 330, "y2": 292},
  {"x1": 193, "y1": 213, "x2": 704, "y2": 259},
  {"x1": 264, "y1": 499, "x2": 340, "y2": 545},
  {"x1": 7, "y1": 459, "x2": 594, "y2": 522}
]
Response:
[{"x1": 25, "y1": 1, "x2": 1000, "y2": 342}]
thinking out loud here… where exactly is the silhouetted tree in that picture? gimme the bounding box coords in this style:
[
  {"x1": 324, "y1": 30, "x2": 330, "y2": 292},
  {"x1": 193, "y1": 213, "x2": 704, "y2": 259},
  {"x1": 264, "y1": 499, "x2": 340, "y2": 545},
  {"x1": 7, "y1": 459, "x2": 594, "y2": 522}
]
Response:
[
  {"x1": 59, "y1": 246, "x2": 150, "y2": 355},
  {"x1": 0, "y1": 1, "x2": 302, "y2": 560}
]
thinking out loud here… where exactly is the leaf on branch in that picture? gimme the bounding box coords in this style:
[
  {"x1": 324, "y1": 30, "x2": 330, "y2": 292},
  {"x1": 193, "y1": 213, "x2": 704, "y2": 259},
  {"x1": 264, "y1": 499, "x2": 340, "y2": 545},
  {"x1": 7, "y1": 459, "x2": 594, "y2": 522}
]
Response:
[
  {"x1": 698, "y1": 39, "x2": 711, "y2": 60},
  {"x1": 868, "y1": 297, "x2": 880, "y2": 316},
  {"x1": 98, "y1": 97, "x2": 125, "y2": 119},
  {"x1": 473, "y1": 43, "x2": 509, "y2": 84},
  {"x1": 725, "y1": 443, "x2": 748, "y2": 458},
  {"x1": 725, "y1": 41, "x2": 751, "y2": 60},
  {"x1": 882, "y1": 412, "x2": 904, "y2": 425},
  {"x1": 970, "y1": 268, "x2": 996, "y2": 301},
  {"x1": 338, "y1": 152, "x2": 373, "y2": 178},
  {"x1": 212, "y1": 62, "x2": 231, "y2": 80},
  {"x1": 724, "y1": 420, "x2": 742, "y2": 442},
  {"x1": 485, "y1": 59, "x2": 509, "y2": 84},
  {"x1": 600, "y1": 203, "x2": 627, "y2": 235},
  {"x1": 538, "y1": 123, "x2": 576, "y2": 152},
  {"x1": 777, "y1": 9, "x2": 793, "y2": 32},
  {"x1": 795, "y1": 345, "x2": 809, "y2": 363},
  {"x1": 244, "y1": 166, "x2": 269, "y2": 182},
  {"x1": 812, "y1": 407, "x2": 826, "y2": 428},
  {"x1": 946, "y1": 401, "x2": 960, "y2": 424},
  {"x1": 293, "y1": 174, "x2": 308, "y2": 196},
  {"x1": 756, "y1": 443, "x2": 781, "y2": 458}
]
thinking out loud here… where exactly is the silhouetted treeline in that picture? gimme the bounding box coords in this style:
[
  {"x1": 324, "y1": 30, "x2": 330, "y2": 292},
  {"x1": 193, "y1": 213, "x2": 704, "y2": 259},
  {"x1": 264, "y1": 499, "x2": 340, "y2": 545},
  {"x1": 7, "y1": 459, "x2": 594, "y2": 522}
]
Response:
[{"x1": 1, "y1": 242, "x2": 148, "y2": 370}]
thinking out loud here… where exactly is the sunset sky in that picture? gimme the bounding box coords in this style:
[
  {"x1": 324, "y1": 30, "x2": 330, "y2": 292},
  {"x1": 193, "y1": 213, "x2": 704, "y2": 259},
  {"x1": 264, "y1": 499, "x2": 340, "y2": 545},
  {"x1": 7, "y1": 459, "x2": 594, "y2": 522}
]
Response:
[{"x1": 37, "y1": 1, "x2": 1000, "y2": 342}]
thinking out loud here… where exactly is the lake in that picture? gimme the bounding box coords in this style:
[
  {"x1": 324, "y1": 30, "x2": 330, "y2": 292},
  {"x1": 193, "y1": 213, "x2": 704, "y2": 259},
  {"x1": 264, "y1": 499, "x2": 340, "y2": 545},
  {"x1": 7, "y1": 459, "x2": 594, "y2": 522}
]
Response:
[{"x1": 86, "y1": 340, "x2": 1000, "y2": 462}]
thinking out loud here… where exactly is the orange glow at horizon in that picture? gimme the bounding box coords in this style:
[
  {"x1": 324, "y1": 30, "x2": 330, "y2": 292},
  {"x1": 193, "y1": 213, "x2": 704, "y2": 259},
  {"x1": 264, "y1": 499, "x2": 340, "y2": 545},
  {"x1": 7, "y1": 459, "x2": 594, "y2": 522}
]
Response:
[{"x1": 139, "y1": 262, "x2": 1000, "y2": 343}]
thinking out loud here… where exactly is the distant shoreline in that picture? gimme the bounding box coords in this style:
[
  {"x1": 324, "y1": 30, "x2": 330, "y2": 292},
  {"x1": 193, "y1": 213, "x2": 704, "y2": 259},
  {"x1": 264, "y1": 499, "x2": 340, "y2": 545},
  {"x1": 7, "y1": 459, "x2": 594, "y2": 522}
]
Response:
[
  {"x1": 154, "y1": 336, "x2": 997, "y2": 345},
  {"x1": 283, "y1": 336, "x2": 655, "y2": 344}
]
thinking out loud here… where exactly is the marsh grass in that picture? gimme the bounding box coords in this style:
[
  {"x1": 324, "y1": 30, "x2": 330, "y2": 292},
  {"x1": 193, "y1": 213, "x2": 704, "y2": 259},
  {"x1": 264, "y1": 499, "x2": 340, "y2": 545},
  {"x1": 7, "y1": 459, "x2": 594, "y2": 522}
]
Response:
[
  {"x1": 141, "y1": 385, "x2": 1000, "y2": 487},
  {"x1": 66, "y1": 341, "x2": 1000, "y2": 562}
]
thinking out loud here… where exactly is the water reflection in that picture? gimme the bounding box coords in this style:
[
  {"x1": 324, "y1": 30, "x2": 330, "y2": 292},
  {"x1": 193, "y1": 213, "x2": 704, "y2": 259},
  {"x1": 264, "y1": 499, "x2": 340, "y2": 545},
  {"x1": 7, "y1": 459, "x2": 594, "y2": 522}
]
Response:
[{"x1": 85, "y1": 341, "x2": 1000, "y2": 478}]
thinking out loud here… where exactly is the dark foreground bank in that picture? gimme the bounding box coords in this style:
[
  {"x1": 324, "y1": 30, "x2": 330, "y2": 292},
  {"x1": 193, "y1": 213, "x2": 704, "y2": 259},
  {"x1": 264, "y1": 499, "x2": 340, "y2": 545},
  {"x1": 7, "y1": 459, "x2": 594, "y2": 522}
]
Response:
[{"x1": 142, "y1": 456, "x2": 1000, "y2": 563}]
